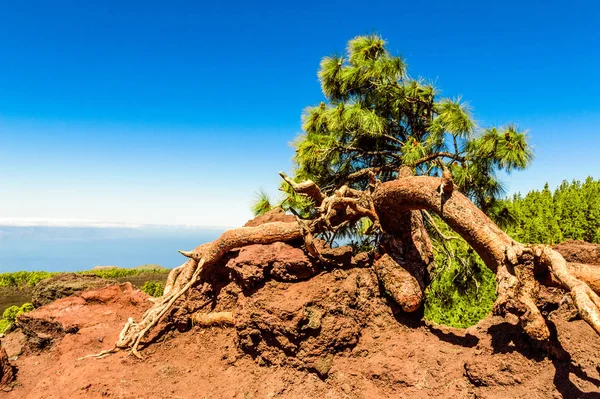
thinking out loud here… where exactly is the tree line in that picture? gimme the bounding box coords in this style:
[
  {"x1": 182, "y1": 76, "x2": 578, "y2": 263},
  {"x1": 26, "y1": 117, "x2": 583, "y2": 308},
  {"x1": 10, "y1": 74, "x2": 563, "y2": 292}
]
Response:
[{"x1": 502, "y1": 177, "x2": 600, "y2": 245}]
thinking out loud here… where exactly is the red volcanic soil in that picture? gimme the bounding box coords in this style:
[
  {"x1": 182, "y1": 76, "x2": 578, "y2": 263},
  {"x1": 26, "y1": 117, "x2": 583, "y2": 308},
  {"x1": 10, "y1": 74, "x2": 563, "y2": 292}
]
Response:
[
  {"x1": 553, "y1": 240, "x2": 600, "y2": 266},
  {"x1": 1, "y1": 242, "x2": 600, "y2": 398}
]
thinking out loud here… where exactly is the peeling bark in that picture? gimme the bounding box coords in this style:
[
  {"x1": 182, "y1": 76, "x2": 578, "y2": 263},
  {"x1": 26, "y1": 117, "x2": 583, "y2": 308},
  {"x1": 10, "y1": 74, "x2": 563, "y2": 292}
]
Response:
[{"x1": 379, "y1": 211, "x2": 433, "y2": 291}]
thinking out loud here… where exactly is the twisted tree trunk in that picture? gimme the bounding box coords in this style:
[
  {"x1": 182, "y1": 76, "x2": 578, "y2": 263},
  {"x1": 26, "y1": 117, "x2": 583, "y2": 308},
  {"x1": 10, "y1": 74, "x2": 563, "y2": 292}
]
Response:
[
  {"x1": 373, "y1": 176, "x2": 600, "y2": 339},
  {"x1": 89, "y1": 174, "x2": 600, "y2": 359},
  {"x1": 375, "y1": 211, "x2": 433, "y2": 312}
]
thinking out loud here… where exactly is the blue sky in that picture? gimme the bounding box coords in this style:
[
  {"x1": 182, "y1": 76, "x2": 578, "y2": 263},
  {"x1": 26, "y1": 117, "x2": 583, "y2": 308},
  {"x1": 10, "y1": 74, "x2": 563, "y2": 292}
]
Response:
[{"x1": 0, "y1": 1, "x2": 598, "y2": 227}]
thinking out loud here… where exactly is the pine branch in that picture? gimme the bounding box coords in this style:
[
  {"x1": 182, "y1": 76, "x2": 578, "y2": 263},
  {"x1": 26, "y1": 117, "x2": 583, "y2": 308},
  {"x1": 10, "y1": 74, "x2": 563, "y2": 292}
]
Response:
[{"x1": 412, "y1": 152, "x2": 465, "y2": 167}]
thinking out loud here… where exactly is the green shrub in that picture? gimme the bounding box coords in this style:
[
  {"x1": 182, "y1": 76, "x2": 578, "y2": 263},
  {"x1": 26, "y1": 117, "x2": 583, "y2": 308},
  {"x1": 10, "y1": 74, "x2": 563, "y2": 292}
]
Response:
[
  {"x1": 140, "y1": 281, "x2": 164, "y2": 297},
  {"x1": 424, "y1": 257, "x2": 496, "y2": 328},
  {"x1": 0, "y1": 319, "x2": 10, "y2": 334},
  {"x1": 0, "y1": 271, "x2": 58, "y2": 288},
  {"x1": 2, "y1": 303, "x2": 34, "y2": 323},
  {"x1": 0, "y1": 302, "x2": 35, "y2": 333},
  {"x1": 423, "y1": 214, "x2": 497, "y2": 329},
  {"x1": 79, "y1": 265, "x2": 165, "y2": 280},
  {"x1": 0, "y1": 267, "x2": 168, "y2": 289},
  {"x1": 2, "y1": 306, "x2": 21, "y2": 323},
  {"x1": 20, "y1": 303, "x2": 34, "y2": 313}
]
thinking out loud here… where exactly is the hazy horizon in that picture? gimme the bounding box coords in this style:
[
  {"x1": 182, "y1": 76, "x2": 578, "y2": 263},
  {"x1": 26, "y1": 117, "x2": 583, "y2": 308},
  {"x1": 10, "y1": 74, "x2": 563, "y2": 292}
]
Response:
[
  {"x1": 0, "y1": 173, "x2": 596, "y2": 230},
  {"x1": 0, "y1": 216, "x2": 237, "y2": 229},
  {"x1": 0, "y1": 224, "x2": 225, "y2": 273}
]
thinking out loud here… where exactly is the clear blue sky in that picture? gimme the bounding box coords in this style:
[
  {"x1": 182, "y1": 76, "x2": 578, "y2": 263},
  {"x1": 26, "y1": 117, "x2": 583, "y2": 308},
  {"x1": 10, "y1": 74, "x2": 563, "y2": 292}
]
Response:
[{"x1": 0, "y1": 1, "x2": 598, "y2": 227}]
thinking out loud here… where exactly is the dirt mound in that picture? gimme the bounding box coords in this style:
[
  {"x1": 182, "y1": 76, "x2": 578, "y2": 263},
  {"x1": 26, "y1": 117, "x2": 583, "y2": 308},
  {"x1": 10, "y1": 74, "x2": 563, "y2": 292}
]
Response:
[
  {"x1": 243, "y1": 207, "x2": 296, "y2": 227},
  {"x1": 2, "y1": 242, "x2": 600, "y2": 397},
  {"x1": 554, "y1": 240, "x2": 600, "y2": 265},
  {"x1": 31, "y1": 273, "x2": 119, "y2": 308},
  {"x1": 16, "y1": 283, "x2": 149, "y2": 355},
  {"x1": 226, "y1": 242, "x2": 317, "y2": 289},
  {"x1": 236, "y1": 267, "x2": 380, "y2": 376}
]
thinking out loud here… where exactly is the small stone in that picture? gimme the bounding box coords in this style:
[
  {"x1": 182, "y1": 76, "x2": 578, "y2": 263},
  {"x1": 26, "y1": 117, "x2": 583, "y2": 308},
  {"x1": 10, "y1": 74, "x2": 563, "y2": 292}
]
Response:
[
  {"x1": 310, "y1": 354, "x2": 334, "y2": 378},
  {"x1": 302, "y1": 306, "x2": 323, "y2": 330}
]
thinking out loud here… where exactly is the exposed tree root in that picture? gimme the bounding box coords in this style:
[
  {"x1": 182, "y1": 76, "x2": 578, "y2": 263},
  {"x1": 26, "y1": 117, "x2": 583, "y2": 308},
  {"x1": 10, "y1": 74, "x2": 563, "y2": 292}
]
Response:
[
  {"x1": 536, "y1": 245, "x2": 600, "y2": 335},
  {"x1": 373, "y1": 254, "x2": 423, "y2": 312},
  {"x1": 373, "y1": 176, "x2": 600, "y2": 340},
  {"x1": 121, "y1": 258, "x2": 206, "y2": 359},
  {"x1": 83, "y1": 222, "x2": 305, "y2": 359},
  {"x1": 191, "y1": 312, "x2": 234, "y2": 327},
  {"x1": 86, "y1": 173, "x2": 600, "y2": 360},
  {"x1": 78, "y1": 346, "x2": 119, "y2": 361}
]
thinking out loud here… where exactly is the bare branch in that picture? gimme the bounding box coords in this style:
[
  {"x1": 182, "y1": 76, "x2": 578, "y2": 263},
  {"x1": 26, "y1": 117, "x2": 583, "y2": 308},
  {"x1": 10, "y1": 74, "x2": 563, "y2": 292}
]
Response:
[
  {"x1": 346, "y1": 166, "x2": 384, "y2": 181},
  {"x1": 279, "y1": 171, "x2": 325, "y2": 206},
  {"x1": 422, "y1": 210, "x2": 459, "y2": 241},
  {"x1": 381, "y1": 133, "x2": 404, "y2": 146},
  {"x1": 411, "y1": 152, "x2": 465, "y2": 167}
]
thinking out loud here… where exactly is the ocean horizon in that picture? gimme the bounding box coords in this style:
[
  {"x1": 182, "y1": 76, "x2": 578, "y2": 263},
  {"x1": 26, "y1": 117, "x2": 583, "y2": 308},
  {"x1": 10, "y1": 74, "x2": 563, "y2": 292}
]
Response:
[{"x1": 0, "y1": 224, "x2": 227, "y2": 273}]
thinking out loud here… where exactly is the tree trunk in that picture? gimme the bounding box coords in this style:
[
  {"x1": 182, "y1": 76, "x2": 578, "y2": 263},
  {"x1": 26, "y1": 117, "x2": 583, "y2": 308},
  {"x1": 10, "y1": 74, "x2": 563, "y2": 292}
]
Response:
[
  {"x1": 373, "y1": 176, "x2": 600, "y2": 339},
  {"x1": 376, "y1": 210, "x2": 433, "y2": 311}
]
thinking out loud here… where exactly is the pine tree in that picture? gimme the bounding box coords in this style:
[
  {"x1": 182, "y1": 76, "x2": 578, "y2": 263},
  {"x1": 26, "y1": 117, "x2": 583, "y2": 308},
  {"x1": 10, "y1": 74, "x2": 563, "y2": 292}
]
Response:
[
  {"x1": 504, "y1": 177, "x2": 600, "y2": 244},
  {"x1": 276, "y1": 35, "x2": 534, "y2": 326},
  {"x1": 290, "y1": 35, "x2": 532, "y2": 214}
]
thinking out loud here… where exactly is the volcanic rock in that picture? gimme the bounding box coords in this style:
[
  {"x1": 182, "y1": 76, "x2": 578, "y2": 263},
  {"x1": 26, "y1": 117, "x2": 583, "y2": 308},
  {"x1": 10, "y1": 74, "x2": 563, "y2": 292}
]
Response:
[
  {"x1": 0, "y1": 343, "x2": 15, "y2": 388},
  {"x1": 226, "y1": 242, "x2": 317, "y2": 289},
  {"x1": 235, "y1": 267, "x2": 382, "y2": 376}
]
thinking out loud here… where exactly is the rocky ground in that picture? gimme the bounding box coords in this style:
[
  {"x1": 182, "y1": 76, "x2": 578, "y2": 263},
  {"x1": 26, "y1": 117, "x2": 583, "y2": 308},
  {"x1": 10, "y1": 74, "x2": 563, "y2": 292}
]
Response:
[
  {"x1": 1, "y1": 235, "x2": 599, "y2": 398},
  {"x1": 553, "y1": 240, "x2": 600, "y2": 266}
]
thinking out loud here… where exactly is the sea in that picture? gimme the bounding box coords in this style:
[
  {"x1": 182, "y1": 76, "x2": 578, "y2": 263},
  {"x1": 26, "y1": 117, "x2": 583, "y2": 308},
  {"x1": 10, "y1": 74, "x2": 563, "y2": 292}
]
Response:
[{"x1": 0, "y1": 225, "x2": 226, "y2": 273}]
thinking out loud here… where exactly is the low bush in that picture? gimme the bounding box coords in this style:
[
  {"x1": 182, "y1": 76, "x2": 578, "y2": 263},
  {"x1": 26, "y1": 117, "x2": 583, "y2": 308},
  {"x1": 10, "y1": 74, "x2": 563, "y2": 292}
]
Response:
[
  {"x1": 141, "y1": 281, "x2": 164, "y2": 297},
  {"x1": 79, "y1": 265, "x2": 165, "y2": 279},
  {"x1": 0, "y1": 266, "x2": 167, "y2": 289},
  {"x1": 0, "y1": 302, "x2": 35, "y2": 333},
  {"x1": 0, "y1": 271, "x2": 58, "y2": 288},
  {"x1": 423, "y1": 215, "x2": 497, "y2": 329},
  {"x1": 424, "y1": 256, "x2": 496, "y2": 328}
]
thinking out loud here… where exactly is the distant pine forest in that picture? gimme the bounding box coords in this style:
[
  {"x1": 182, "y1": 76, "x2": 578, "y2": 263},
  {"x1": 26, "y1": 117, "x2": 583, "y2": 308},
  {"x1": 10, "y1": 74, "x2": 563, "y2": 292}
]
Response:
[{"x1": 502, "y1": 176, "x2": 600, "y2": 244}]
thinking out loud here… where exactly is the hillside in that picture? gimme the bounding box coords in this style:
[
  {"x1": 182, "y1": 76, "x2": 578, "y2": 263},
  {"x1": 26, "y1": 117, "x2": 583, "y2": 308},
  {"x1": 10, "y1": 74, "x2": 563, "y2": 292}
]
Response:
[{"x1": 1, "y1": 241, "x2": 599, "y2": 398}]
